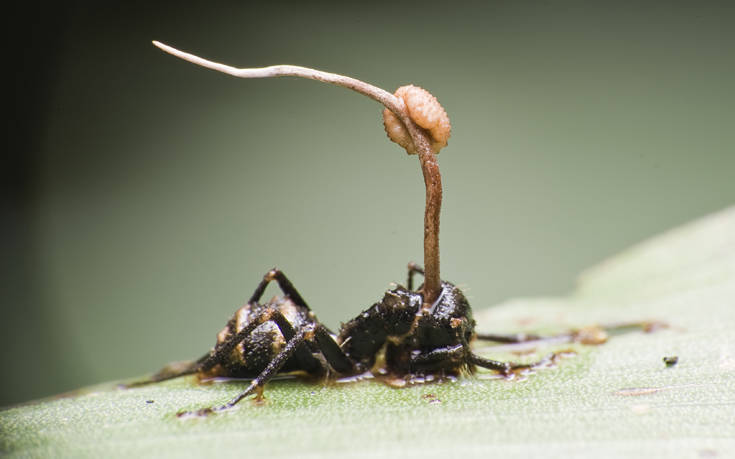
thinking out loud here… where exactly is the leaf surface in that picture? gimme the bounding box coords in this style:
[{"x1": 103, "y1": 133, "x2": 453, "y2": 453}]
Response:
[{"x1": 2, "y1": 207, "x2": 734, "y2": 458}]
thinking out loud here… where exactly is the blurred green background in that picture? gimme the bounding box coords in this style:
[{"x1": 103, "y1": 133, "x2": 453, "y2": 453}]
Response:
[{"x1": 4, "y1": 1, "x2": 734, "y2": 406}]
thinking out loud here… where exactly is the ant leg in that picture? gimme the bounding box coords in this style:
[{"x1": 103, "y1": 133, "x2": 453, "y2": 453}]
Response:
[
  {"x1": 129, "y1": 308, "x2": 290, "y2": 388},
  {"x1": 407, "y1": 262, "x2": 424, "y2": 291},
  {"x1": 248, "y1": 268, "x2": 310, "y2": 310},
  {"x1": 123, "y1": 352, "x2": 210, "y2": 388},
  {"x1": 475, "y1": 321, "x2": 667, "y2": 346},
  {"x1": 474, "y1": 332, "x2": 546, "y2": 343},
  {"x1": 196, "y1": 309, "x2": 282, "y2": 372},
  {"x1": 129, "y1": 270, "x2": 319, "y2": 388},
  {"x1": 313, "y1": 324, "x2": 355, "y2": 374},
  {"x1": 248, "y1": 270, "x2": 344, "y2": 345},
  {"x1": 197, "y1": 269, "x2": 321, "y2": 372},
  {"x1": 408, "y1": 346, "x2": 517, "y2": 374},
  {"x1": 269, "y1": 310, "x2": 324, "y2": 373},
  {"x1": 408, "y1": 344, "x2": 465, "y2": 371},
  {"x1": 411, "y1": 344, "x2": 464, "y2": 364},
  {"x1": 471, "y1": 351, "x2": 581, "y2": 376},
  {"x1": 197, "y1": 307, "x2": 324, "y2": 374},
  {"x1": 182, "y1": 326, "x2": 313, "y2": 415},
  {"x1": 207, "y1": 310, "x2": 351, "y2": 379},
  {"x1": 468, "y1": 353, "x2": 514, "y2": 373}
]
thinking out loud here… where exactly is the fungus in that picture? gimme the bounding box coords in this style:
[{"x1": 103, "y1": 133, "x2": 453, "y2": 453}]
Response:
[
  {"x1": 383, "y1": 85, "x2": 451, "y2": 155},
  {"x1": 152, "y1": 41, "x2": 448, "y2": 306}
]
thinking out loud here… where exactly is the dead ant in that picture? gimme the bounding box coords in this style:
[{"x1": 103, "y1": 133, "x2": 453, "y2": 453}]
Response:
[{"x1": 129, "y1": 263, "x2": 545, "y2": 415}]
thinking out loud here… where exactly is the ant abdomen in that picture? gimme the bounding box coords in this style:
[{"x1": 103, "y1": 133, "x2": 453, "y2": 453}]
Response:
[{"x1": 209, "y1": 298, "x2": 322, "y2": 378}]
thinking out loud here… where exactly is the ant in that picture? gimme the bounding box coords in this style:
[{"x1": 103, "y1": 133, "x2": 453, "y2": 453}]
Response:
[{"x1": 129, "y1": 263, "x2": 549, "y2": 416}]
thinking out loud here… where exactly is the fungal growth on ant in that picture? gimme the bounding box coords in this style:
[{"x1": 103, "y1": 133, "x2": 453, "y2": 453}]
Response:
[{"x1": 128, "y1": 42, "x2": 662, "y2": 416}]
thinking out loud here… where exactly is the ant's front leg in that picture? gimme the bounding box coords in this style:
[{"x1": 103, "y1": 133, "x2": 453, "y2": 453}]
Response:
[
  {"x1": 406, "y1": 262, "x2": 424, "y2": 292},
  {"x1": 408, "y1": 345, "x2": 525, "y2": 374},
  {"x1": 468, "y1": 353, "x2": 514, "y2": 373},
  {"x1": 407, "y1": 345, "x2": 524, "y2": 376},
  {"x1": 408, "y1": 344, "x2": 466, "y2": 373},
  {"x1": 474, "y1": 332, "x2": 545, "y2": 344},
  {"x1": 467, "y1": 341, "x2": 545, "y2": 374},
  {"x1": 476, "y1": 321, "x2": 667, "y2": 346}
]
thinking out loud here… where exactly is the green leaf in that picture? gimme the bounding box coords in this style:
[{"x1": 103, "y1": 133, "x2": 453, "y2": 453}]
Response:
[{"x1": 2, "y1": 207, "x2": 734, "y2": 458}]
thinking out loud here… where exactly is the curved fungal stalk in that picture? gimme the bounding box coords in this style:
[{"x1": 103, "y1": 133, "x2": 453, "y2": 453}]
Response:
[{"x1": 152, "y1": 41, "x2": 447, "y2": 306}]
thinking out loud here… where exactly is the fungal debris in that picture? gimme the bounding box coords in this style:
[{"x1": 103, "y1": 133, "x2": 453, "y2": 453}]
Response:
[
  {"x1": 421, "y1": 393, "x2": 442, "y2": 405},
  {"x1": 613, "y1": 383, "x2": 704, "y2": 397}
]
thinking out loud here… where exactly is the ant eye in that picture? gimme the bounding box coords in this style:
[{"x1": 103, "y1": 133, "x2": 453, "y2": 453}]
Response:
[{"x1": 382, "y1": 85, "x2": 451, "y2": 155}]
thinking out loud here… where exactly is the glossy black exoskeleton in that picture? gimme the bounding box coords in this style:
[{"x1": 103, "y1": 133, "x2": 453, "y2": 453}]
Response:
[{"x1": 130, "y1": 264, "x2": 522, "y2": 414}]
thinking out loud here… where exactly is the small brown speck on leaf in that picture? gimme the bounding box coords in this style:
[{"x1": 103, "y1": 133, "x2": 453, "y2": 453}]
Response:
[
  {"x1": 574, "y1": 325, "x2": 608, "y2": 345},
  {"x1": 614, "y1": 387, "x2": 664, "y2": 397}
]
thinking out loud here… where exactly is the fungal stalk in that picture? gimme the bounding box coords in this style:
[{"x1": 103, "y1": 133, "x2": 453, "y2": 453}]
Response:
[{"x1": 153, "y1": 41, "x2": 451, "y2": 306}]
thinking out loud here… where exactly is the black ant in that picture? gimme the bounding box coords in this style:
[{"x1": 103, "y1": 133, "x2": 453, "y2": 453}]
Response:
[{"x1": 128, "y1": 263, "x2": 546, "y2": 416}]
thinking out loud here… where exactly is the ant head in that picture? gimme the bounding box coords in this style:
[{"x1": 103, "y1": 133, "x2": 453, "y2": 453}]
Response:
[
  {"x1": 430, "y1": 282, "x2": 473, "y2": 323},
  {"x1": 378, "y1": 286, "x2": 423, "y2": 316},
  {"x1": 418, "y1": 282, "x2": 475, "y2": 344}
]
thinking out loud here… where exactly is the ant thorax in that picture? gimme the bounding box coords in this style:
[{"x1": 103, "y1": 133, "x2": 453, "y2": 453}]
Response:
[{"x1": 338, "y1": 282, "x2": 476, "y2": 378}]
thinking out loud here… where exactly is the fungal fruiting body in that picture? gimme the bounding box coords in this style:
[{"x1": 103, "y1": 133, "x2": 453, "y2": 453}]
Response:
[
  {"x1": 381, "y1": 84, "x2": 449, "y2": 304},
  {"x1": 383, "y1": 85, "x2": 451, "y2": 155}
]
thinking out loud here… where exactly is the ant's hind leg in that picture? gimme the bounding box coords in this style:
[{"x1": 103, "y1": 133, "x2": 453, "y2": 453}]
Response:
[
  {"x1": 248, "y1": 268, "x2": 310, "y2": 310},
  {"x1": 125, "y1": 316, "x2": 272, "y2": 389},
  {"x1": 408, "y1": 344, "x2": 465, "y2": 372},
  {"x1": 313, "y1": 324, "x2": 355, "y2": 374},
  {"x1": 123, "y1": 352, "x2": 210, "y2": 388},
  {"x1": 180, "y1": 326, "x2": 314, "y2": 416}
]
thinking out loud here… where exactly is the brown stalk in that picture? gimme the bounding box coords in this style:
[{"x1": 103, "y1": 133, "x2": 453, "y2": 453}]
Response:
[{"x1": 152, "y1": 41, "x2": 443, "y2": 305}]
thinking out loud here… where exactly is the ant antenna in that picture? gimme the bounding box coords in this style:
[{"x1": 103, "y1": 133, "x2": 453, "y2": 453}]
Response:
[{"x1": 152, "y1": 41, "x2": 449, "y2": 306}]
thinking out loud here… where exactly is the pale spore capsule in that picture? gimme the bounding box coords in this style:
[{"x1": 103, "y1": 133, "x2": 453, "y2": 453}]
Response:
[{"x1": 382, "y1": 85, "x2": 451, "y2": 155}]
